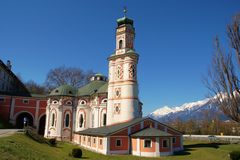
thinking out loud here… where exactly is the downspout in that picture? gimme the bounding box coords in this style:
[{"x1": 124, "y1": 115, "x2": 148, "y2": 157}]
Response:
[
  {"x1": 47, "y1": 103, "x2": 50, "y2": 138},
  {"x1": 46, "y1": 98, "x2": 50, "y2": 138},
  {"x1": 139, "y1": 138, "x2": 141, "y2": 157},
  {"x1": 61, "y1": 98, "x2": 63, "y2": 141},
  {"x1": 71, "y1": 98, "x2": 75, "y2": 141}
]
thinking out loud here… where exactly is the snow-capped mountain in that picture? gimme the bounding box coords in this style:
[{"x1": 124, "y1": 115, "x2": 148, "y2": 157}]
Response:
[{"x1": 149, "y1": 97, "x2": 229, "y2": 122}]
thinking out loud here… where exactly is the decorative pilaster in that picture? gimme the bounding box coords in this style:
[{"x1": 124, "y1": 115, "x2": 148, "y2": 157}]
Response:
[
  {"x1": 155, "y1": 137, "x2": 160, "y2": 156},
  {"x1": 34, "y1": 100, "x2": 40, "y2": 128},
  {"x1": 9, "y1": 97, "x2": 15, "y2": 124}
]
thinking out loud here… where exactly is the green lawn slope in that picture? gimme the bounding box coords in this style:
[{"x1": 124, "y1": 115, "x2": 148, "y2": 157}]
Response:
[{"x1": 0, "y1": 134, "x2": 239, "y2": 160}]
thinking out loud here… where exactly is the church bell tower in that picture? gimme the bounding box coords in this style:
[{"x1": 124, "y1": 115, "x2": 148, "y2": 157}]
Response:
[{"x1": 107, "y1": 9, "x2": 142, "y2": 125}]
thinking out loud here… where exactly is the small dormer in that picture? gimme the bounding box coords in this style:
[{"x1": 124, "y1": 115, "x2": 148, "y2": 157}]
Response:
[{"x1": 90, "y1": 74, "x2": 107, "y2": 82}]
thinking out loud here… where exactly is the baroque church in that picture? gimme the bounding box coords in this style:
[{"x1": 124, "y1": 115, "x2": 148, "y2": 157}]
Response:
[{"x1": 44, "y1": 13, "x2": 183, "y2": 157}]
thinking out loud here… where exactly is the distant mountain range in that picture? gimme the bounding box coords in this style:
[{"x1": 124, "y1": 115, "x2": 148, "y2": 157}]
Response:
[{"x1": 149, "y1": 97, "x2": 229, "y2": 122}]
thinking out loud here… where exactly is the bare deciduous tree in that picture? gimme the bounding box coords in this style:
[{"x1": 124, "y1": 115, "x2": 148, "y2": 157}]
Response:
[
  {"x1": 25, "y1": 80, "x2": 46, "y2": 94},
  {"x1": 204, "y1": 14, "x2": 240, "y2": 123},
  {"x1": 227, "y1": 14, "x2": 240, "y2": 65},
  {"x1": 45, "y1": 66, "x2": 94, "y2": 91}
]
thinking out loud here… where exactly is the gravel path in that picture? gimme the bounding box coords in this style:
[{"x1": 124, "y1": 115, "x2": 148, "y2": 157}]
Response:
[{"x1": 0, "y1": 129, "x2": 23, "y2": 137}]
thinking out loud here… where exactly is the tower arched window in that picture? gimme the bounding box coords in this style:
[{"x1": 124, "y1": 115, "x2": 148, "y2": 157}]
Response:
[
  {"x1": 119, "y1": 40, "x2": 123, "y2": 49},
  {"x1": 79, "y1": 114, "x2": 84, "y2": 128},
  {"x1": 116, "y1": 65, "x2": 123, "y2": 79},
  {"x1": 65, "y1": 114, "x2": 70, "y2": 127},
  {"x1": 129, "y1": 64, "x2": 136, "y2": 78},
  {"x1": 51, "y1": 113, "x2": 55, "y2": 127}
]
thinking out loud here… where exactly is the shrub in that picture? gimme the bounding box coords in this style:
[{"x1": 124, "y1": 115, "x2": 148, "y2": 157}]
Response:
[
  {"x1": 71, "y1": 148, "x2": 82, "y2": 158},
  {"x1": 24, "y1": 127, "x2": 45, "y2": 143},
  {"x1": 229, "y1": 151, "x2": 240, "y2": 160},
  {"x1": 24, "y1": 127, "x2": 57, "y2": 147},
  {"x1": 47, "y1": 138, "x2": 57, "y2": 147},
  {"x1": 0, "y1": 118, "x2": 14, "y2": 129}
]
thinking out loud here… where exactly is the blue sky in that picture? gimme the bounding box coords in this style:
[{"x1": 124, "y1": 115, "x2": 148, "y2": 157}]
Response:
[{"x1": 0, "y1": 0, "x2": 239, "y2": 115}]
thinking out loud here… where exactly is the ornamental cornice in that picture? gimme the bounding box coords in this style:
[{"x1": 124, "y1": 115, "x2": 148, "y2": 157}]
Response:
[{"x1": 108, "y1": 52, "x2": 139, "y2": 61}]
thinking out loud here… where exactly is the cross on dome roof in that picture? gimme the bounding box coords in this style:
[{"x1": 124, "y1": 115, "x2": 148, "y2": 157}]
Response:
[
  {"x1": 117, "y1": 7, "x2": 134, "y2": 27},
  {"x1": 123, "y1": 6, "x2": 127, "y2": 17}
]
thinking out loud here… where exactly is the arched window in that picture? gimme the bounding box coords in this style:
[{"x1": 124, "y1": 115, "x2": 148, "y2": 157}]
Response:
[
  {"x1": 65, "y1": 114, "x2": 70, "y2": 127},
  {"x1": 66, "y1": 100, "x2": 72, "y2": 105},
  {"x1": 103, "y1": 113, "x2": 106, "y2": 126},
  {"x1": 51, "y1": 113, "x2": 55, "y2": 127},
  {"x1": 116, "y1": 65, "x2": 123, "y2": 79},
  {"x1": 79, "y1": 114, "x2": 84, "y2": 128},
  {"x1": 119, "y1": 40, "x2": 123, "y2": 49},
  {"x1": 101, "y1": 98, "x2": 107, "y2": 104},
  {"x1": 52, "y1": 100, "x2": 58, "y2": 104}
]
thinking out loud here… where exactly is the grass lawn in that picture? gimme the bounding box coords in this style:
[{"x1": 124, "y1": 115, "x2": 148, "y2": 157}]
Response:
[{"x1": 0, "y1": 134, "x2": 239, "y2": 160}]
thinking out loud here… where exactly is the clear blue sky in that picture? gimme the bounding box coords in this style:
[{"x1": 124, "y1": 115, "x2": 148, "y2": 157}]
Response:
[{"x1": 0, "y1": 0, "x2": 239, "y2": 115}]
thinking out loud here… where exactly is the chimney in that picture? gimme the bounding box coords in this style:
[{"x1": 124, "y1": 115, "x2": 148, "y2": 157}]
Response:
[{"x1": 6, "y1": 60, "x2": 12, "y2": 70}]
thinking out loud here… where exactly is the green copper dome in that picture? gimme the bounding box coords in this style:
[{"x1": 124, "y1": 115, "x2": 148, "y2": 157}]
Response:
[
  {"x1": 49, "y1": 84, "x2": 77, "y2": 97},
  {"x1": 117, "y1": 17, "x2": 133, "y2": 26},
  {"x1": 78, "y1": 73, "x2": 108, "y2": 96},
  {"x1": 78, "y1": 81, "x2": 107, "y2": 96}
]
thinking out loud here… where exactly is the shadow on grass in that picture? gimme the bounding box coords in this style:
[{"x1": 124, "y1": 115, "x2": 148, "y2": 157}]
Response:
[
  {"x1": 68, "y1": 156, "x2": 89, "y2": 159},
  {"x1": 173, "y1": 150, "x2": 191, "y2": 156},
  {"x1": 55, "y1": 146, "x2": 63, "y2": 148},
  {"x1": 185, "y1": 143, "x2": 227, "y2": 149},
  {"x1": 172, "y1": 143, "x2": 228, "y2": 156}
]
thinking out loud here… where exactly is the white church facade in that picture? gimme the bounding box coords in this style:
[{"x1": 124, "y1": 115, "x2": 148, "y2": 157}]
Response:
[{"x1": 44, "y1": 13, "x2": 183, "y2": 157}]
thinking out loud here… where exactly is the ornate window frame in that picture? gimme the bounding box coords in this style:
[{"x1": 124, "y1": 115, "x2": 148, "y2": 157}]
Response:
[
  {"x1": 119, "y1": 40, "x2": 123, "y2": 49},
  {"x1": 79, "y1": 113, "x2": 84, "y2": 128},
  {"x1": 52, "y1": 100, "x2": 58, "y2": 105},
  {"x1": 129, "y1": 64, "x2": 136, "y2": 78},
  {"x1": 115, "y1": 65, "x2": 123, "y2": 80},
  {"x1": 66, "y1": 100, "x2": 72, "y2": 106},
  {"x1": 114, "y1": 103, "x2": 121, "y2": 114},
  {"x1": 50, "y1": 109, "x2": 57, "y2": 128},
  {"x1": 101, "y1": 98, "x2": 108, "y2": 104},
  {"x1": 115, "y1": 88, "x2": 121, "y2": 98},
  {"x1": 64, "y1": 111, "x2": 71, "y2": 128}
]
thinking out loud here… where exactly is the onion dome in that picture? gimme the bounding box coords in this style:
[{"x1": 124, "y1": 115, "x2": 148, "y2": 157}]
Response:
[{"x1": 117, "y1": 17, "x2": 134, "y2": 27}]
